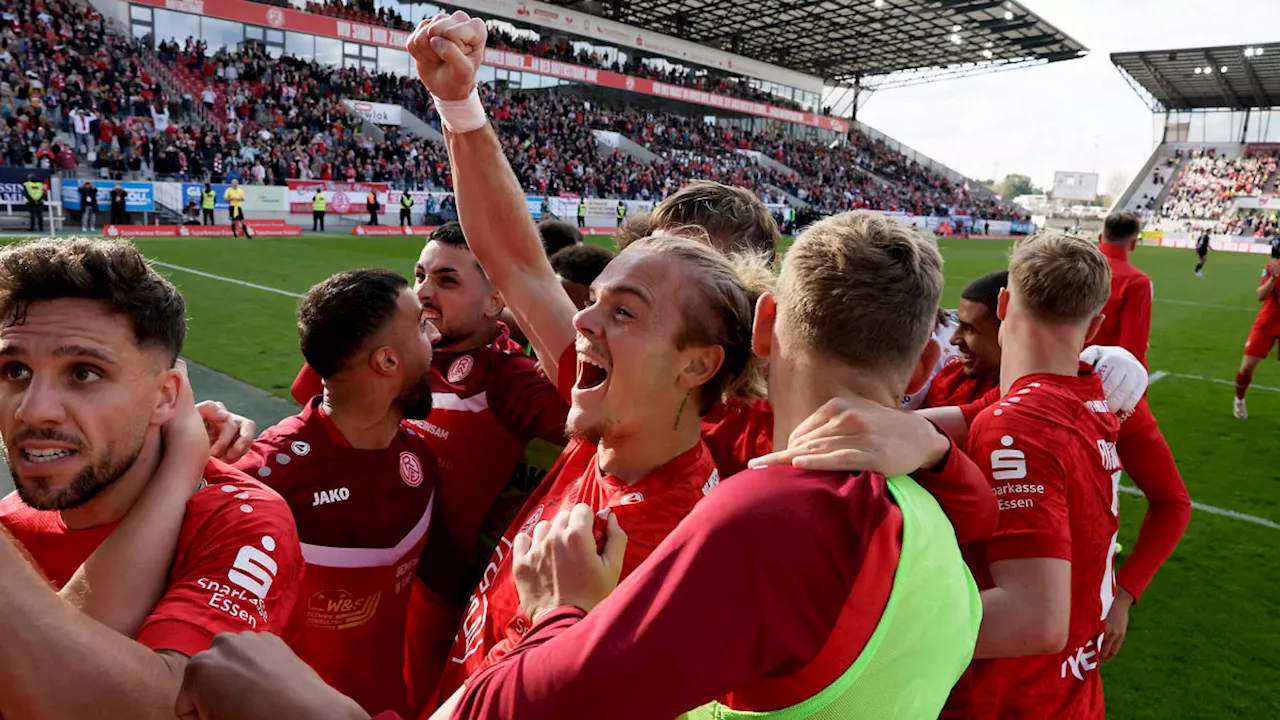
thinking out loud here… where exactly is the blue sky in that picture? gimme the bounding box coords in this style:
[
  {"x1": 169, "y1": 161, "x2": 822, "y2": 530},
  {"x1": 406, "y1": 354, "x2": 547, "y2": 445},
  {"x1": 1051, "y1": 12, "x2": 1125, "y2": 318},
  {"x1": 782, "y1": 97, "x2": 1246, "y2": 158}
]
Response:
[{"x1": 856, "y1": 0, "x2": 1280, "y2": 194}]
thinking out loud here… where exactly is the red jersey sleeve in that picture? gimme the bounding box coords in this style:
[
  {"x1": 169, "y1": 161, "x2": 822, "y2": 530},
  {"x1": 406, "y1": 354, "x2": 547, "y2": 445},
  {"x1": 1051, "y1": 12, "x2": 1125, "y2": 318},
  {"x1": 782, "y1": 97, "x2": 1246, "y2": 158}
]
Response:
[
  {"x1": 489, "y1": 354, "x2": 570, "y2": 446},
  {"x1": 291, "y1": 363, "x2": 323, "y2": 405},
  {"x1": 908, "y1": 429, "x2": 997, "y2": 544},
  {"x1": 971, "y1": 414, "x2": 1072, "y2": 563},
  {"x1": 555, "y1": 343, "x2": 575, "y2": 402},
  {"x1": 135, "y1": 478, "x2": 303, "y2": 657},
  {"x1": 960, "y1": 386, "x2": 1001, "y2": 426},
  {"x1": 1116, "y1": 276, "x2": 1152, "y2": 366}
]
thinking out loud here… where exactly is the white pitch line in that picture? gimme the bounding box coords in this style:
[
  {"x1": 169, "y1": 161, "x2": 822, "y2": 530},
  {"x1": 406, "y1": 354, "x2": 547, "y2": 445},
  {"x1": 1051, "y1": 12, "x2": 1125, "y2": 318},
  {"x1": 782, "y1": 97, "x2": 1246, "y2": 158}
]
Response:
[
  {"x1": 149, "y1": 260, "x2": 304, "y2": 299},
  {"x1": 1120, "y1": 484, "x2": 1280, "y2": 530},
  {"x1": 1154, "y1": 371, "x2": 1280, "y2": 394},
  {"x1": 1154, "y1": 297, "x2": 1254, "y2": 312}
]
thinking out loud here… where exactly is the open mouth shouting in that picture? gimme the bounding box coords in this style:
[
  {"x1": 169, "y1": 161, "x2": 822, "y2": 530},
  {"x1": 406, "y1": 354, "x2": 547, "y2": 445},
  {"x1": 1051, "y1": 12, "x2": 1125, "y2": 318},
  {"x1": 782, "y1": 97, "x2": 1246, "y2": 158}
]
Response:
[{"x1": 575, "y1": 345, "x2": 611, "y2": 395}]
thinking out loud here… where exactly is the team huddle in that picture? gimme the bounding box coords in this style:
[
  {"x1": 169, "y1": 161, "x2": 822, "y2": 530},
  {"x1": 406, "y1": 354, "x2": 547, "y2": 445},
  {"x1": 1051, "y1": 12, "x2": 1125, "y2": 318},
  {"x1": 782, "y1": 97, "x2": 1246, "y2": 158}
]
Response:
[{"x1": 0, "y1": 11, "x2": 1210, "y2": 720}]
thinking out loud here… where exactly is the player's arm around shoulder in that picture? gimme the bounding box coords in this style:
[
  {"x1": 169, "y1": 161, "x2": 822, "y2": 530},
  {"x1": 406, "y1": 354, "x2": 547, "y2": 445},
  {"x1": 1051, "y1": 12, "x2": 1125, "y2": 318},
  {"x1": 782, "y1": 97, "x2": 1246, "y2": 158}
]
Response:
[{"x1": 491, "y1": 351, "x2": 571, "y2": 445}]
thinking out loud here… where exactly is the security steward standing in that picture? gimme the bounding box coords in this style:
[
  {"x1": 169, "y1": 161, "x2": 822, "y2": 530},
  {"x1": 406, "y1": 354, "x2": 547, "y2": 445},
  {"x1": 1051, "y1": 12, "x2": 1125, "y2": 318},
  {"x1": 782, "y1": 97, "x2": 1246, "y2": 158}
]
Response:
[
  {"x1": 399, "y1": 191, "x2": 414, "y2": 227},
  {"x1": 23, "y1": 174, "x2": 45, "y2": 232},
  {"x1": 202, "y1": 183, "x2": 217, "y2": 225},
  {"x1": 312, "y1": 189, "x2": 327, "y2": 232}
]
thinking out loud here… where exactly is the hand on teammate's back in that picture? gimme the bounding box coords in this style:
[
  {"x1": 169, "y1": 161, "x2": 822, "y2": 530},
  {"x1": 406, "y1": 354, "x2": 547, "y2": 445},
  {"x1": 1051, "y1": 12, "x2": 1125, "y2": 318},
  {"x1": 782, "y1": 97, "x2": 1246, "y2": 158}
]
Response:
[
  {"x1": 748, "y1": 395, "x2": 951, "y2": 476},
  {"x1": 176, "y1": 631, "x2": 369, "y2": 720},
  {"x1": 1080, "y1": 345, "x2": 1148, "y2": 418},
  {"x1": 407, "y1": 11, "x2": 486, "y2": 101},
  {"x1": 514, "y1": 503, "x2": 628, "y2": 624}
]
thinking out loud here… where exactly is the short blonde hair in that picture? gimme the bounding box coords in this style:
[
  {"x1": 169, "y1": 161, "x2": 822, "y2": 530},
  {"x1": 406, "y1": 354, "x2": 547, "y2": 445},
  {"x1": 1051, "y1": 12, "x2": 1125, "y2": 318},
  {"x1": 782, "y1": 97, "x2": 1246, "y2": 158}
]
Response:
[
  {"x1": 650, "y1": 181, "x2": 780, "y2": 257},
  {"x1": 1008, "y1": 232, "x2": 1111, "y2": 323},
  {"x1": 777, "y1": 211, "x2": 943, "y2": 381}
]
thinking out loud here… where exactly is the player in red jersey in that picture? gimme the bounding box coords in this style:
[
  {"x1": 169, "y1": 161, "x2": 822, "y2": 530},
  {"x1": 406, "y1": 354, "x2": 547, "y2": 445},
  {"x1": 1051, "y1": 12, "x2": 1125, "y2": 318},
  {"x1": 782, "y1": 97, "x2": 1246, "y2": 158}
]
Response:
[
  {"x1": 1234, "y1": 258, "x2": 1280, "y2": 419},
  {"x1": 0, "y1": 239, "x2": 302, "y2": 719},
  {"x1": 943, "y1": 232, "x2": 1120, "y2": 719},
  {"x1": 233, "y1": 269, "x2": 440, "y2": 717},
  {"x1": 1085, "y1": 211, "x2": 1191, "y2": 659},
  {"x1": 405, "y1": 18, "x2": 767, "y2": 708},
  {"x1": 173, "y1": 210, "x2": 997, "y2": 720},
  {"x1": 287, "y1": 224, "x2": 571, "y2": 713},
  {"x1": 923, "y1": 271, "x2": 1007, "y2": 408}
]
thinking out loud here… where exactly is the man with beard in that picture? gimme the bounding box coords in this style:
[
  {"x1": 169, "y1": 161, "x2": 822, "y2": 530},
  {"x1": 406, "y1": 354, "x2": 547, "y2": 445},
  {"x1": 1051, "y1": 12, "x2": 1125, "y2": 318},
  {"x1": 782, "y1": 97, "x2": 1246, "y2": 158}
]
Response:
[
  {"x1": 287, "y1": 225, "x2": 571, "y2": 713},
  {"x1": 234, "y1": 269, "x2": 440, "y2": 718},
  {"x1": 0, "y1": 238, "x2": 303, "y2": 720}
]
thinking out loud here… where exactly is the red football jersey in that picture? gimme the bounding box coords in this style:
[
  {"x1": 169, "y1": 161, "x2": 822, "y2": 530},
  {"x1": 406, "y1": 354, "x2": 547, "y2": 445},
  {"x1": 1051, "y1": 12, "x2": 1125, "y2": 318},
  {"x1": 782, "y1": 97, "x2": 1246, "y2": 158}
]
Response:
[
  {"x1": 1253, "y1": 262, "x2": 1280, "y2": 335},
  {"x1": 924, "y1": 358, "x2": 999, "y2": 409},
  {"x1": 0, "y1": 459, "x2": 303, "y2": 657},
  {"x1": 1095, "y1": 243, "x2": 1153, "y2": 367},
  {"x1": 700, "y1": 396, "x2": 775, "y2": 477},
  {"x1": 234, "y1": 400, "x2": 438, "y2": 718},
  {"x1": 432, "y1": 436, "x2": 718, "y2": 707},
  {"x1": 953, "y1": 374, "x2": 1121, "y2": 719}
]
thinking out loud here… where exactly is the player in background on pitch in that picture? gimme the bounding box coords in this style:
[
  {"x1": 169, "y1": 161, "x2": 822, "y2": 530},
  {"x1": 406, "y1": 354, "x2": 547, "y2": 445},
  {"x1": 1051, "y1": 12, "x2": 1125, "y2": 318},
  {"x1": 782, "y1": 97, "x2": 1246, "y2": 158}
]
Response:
[
  {"x1": 1195, "y1": 230, "x2": 1210, "y2": 276},
  {"x1": 1234, "y1": 256, "x2": 1280, "y2": 419},
  {"x1": 232, "y1": 269, "x2": 441, "y2": 718},
  {"x1": 1086, "y1": 211, "x2": 1191, "y2": 657},
  {"x1": 288, "y1": 223, "x2": 572, "y2": 714},
  {"x1": 0, "y1": 239, "x2": 302, "y2": 720}
]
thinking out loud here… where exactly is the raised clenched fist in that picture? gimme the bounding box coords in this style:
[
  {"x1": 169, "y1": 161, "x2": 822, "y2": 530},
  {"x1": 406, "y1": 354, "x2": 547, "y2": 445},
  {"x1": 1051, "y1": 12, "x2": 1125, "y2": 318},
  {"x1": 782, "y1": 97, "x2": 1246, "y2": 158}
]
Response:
[{"x1": 406, "y1": 10, "x2": 487, "y2": 101}]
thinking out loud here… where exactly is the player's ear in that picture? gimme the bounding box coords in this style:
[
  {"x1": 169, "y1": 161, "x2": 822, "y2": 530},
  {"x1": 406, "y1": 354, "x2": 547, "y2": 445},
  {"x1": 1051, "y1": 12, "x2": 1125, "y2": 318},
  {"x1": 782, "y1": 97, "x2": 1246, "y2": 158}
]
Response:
[
  {"x1": 751, "y1": 292, "x2": 776, "y2": 359},
  {"x1": 483, "y1": 282, "x2": 504, "y2": 320},
  {"x1": 678, "y1": 343, "x2": 724, "y2": 391},
  {"x1": 370, "y1": 346, "x2": 399, "y2": 377},
  {"x1": 996, "y1": 288, "x2": 1009, "y2": 322},
  {"x1": 904, "y1": 338, "x2": 941, "y2": 395},
  {"x1": 149, "y1": 364, "x2": 182, "y2": 426},
  {"x1": 1084, "y1": 313, "x2": 1105, "y2": 343}
]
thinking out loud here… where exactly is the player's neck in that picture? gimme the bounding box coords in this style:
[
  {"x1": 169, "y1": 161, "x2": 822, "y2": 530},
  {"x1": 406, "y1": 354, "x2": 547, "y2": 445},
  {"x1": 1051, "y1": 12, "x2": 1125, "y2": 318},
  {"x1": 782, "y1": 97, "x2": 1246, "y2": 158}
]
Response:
[
  {"x1": 436, "y1": 322, "x2": 499, "y2": 355},
  {"x1": 60, "y1": 431, "x2": 163, "y2": 530},
  {"x1": 769, "y1": 354, "x2": 897, "y2": 453},
  {"x1": 999, "y1": 322, "x2": 1085, "y2": 396},
  {"x1": 321, "y1": 386, "x2": 402, "y2": 450},
  {"x1": 597, "y1": 402, "x2": 703, "y2": 484}
]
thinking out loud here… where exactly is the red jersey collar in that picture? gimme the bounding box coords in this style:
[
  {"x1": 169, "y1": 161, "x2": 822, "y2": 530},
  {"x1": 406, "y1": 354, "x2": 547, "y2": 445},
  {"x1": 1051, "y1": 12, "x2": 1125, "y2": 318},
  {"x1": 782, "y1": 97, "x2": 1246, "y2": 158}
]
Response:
[
  {"x1": 1099, "y1": 242, "x2": 1130, "y2": 263},
  {"x1": 306, "y1": 397, "x2": 353, "y2": 448}
]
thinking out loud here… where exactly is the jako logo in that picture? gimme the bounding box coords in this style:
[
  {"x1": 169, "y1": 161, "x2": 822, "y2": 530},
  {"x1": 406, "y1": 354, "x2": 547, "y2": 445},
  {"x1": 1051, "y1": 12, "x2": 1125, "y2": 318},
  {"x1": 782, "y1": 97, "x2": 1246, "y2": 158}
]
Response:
[
  {"x1": 313, "y1": 487, "x2": 350, "y2": 506},
  {"x1": 228, "y1": 535, "x2": 280, "y2": 600}
]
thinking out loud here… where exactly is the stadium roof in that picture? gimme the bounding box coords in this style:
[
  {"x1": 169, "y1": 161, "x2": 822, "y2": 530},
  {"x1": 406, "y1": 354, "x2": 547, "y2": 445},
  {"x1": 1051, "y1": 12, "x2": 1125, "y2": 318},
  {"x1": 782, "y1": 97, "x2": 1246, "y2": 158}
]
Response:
[
  {"x1": 1112, "y1": 43, "x2": 1280, "y2": 112},
  {"x1": 542, "y1": 0, "x2": 1088, "y2": 87}
]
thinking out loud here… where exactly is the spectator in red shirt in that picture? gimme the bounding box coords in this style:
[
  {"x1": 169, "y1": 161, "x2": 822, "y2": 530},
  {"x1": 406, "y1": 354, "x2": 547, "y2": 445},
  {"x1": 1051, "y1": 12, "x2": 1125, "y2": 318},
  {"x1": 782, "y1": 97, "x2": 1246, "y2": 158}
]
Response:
[{"x1": 0, "y1": 238, "x2": 303, "y2": 719}]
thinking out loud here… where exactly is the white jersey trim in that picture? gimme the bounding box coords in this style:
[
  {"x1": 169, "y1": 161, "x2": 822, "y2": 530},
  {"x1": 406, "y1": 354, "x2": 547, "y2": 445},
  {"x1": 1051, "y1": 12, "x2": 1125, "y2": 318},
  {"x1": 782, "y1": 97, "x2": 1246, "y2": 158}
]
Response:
[
  {"x1": 299, "y1": 490, "x2": 433, "y2": 568},
  {"x1": 431, "y1": 391, "x2": 489, "y2": 413}
]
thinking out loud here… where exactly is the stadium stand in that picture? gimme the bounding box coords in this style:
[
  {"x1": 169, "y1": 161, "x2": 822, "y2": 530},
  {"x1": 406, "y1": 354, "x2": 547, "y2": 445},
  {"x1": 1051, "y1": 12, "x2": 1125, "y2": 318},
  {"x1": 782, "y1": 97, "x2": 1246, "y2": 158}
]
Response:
[
  {"x1": 0, "y1": 0, "x2": 1076, "y2": 229},
  {"x1": 1160, "y1": 148, "x2": 1277, "y2": 221}
]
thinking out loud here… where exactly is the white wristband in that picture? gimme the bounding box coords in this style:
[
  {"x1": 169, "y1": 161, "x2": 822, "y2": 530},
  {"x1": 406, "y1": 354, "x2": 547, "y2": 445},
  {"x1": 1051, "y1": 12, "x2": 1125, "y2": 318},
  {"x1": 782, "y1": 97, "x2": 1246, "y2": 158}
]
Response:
[{"x1": 432, "y1": 88, "x2": 486, "y2": 134}]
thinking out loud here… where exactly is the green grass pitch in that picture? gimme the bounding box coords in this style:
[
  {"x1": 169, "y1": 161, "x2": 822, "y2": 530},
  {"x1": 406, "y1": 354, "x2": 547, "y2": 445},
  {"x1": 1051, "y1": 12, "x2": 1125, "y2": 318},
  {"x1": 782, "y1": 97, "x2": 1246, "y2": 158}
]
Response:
[{"x1": 10, "y1": 231, "x2": 1280, "y2": 716}]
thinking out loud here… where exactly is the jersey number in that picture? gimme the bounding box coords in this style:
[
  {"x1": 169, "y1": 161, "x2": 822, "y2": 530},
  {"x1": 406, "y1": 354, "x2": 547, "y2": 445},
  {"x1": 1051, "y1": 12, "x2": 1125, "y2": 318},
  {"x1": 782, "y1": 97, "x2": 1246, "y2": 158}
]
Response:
[{"x1": 1100, "y1": 470, "x2": 1121, "y2": 619}]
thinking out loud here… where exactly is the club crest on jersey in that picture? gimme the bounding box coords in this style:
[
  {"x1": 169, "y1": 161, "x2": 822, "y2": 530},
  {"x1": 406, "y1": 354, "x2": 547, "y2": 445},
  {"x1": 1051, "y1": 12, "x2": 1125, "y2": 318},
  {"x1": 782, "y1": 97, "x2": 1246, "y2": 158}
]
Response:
[
  {"x1": 519, "y1": 505, "x2": 545, "y2": 535},
  {"x1": 399, "y1": 451, "x2": 424, "y2": 487},
  {"x1": 291, "y1": 440, "x2": 311, "y2": 457},
  {"x1": 447, "y1": 355, "x2": 474, "y2": 383},
  {"x1": 944, "y1": 354, "x2": 963, "y2": 368},
  {"x1": 620, "y1": 492, "x2": 645, "y2": 505}
]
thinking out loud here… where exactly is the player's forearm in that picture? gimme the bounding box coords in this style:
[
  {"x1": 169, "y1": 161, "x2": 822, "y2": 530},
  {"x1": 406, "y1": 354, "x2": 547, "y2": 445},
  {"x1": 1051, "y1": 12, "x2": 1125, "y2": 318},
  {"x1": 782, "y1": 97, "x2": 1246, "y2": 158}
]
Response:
[
  {"x1": 0, "y1": 530, "x2": 185, "y2": 720},
  {"x1": 1115, "y1": 430, "x2": 1191, "y2": 600},
  {"x1": 444, "y1": 125, "x2": 549, "y2": 289},
  {"x1": 60, "y1": 441, "x2": 208, "y2": 637},
  {"x1": 909, "y1": 432, "x2": 997, "y2": 544},
  {"x1": 918, "y1": 406, "x2": 969, "y2": 447},
  {"x1": 444, "y1": 125, "x2": 577, "y2": 376},
  {"x1": 974, "y1": 586, "x2": 1067, "y2": 659}
]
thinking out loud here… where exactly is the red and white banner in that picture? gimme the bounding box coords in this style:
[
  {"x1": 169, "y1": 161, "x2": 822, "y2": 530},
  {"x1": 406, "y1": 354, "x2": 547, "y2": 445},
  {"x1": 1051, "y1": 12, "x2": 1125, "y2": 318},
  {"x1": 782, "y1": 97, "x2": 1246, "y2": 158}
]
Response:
[
  {"x1": 103, "y1": 224, "x2": 301, "y2": 237},
  {"x1": 351, "y1": 225, "x2": 440, "y2": 236},
  {"x1": 131, "y1": 0, "x2": 847, "y2": 134},
  {"x1": 287, "y1": 179, "x2": 390, "y2": 214}
]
